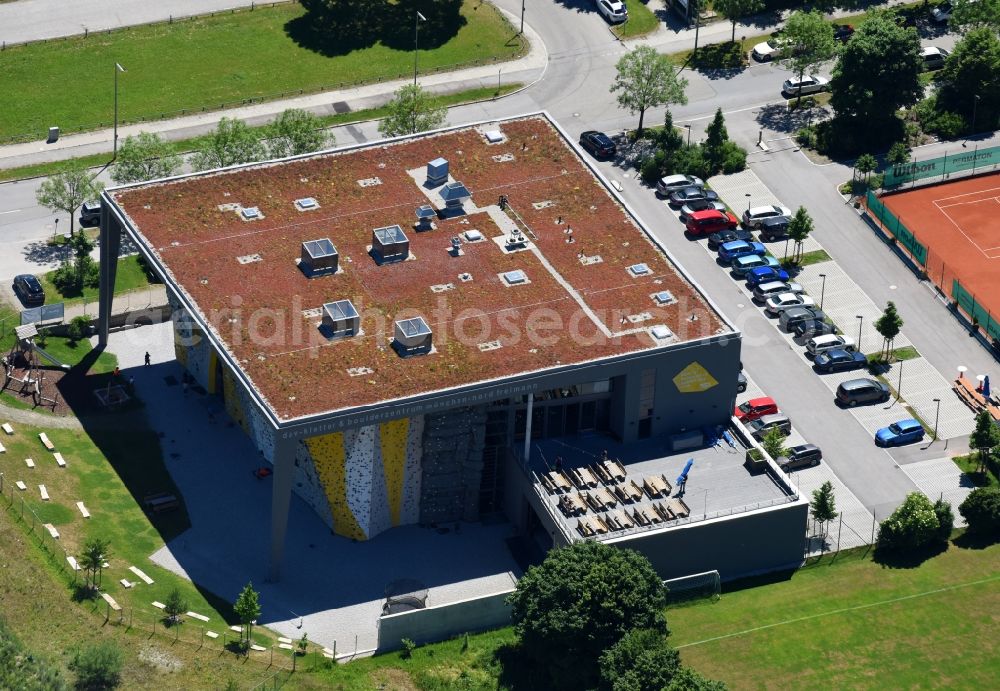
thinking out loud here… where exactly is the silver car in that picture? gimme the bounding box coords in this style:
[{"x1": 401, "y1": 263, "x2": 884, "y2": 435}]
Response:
[{"x1": 782, "y1": 75, "x2": 830, "y2": 97}]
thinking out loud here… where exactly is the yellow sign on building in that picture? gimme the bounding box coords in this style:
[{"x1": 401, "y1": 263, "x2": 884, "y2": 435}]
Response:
[{"x1": 673, "y1": 362, "x2": 718, "y2": 393}]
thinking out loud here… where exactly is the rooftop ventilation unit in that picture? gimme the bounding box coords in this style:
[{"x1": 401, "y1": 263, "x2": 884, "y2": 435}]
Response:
[
  {"x1": 503, "y1": 270, "x2": 527, "y2": 285},
  {"x1": 414, "y1": 204, "x2": 437, "y2": 231},
  {"x1": 393, "y1": 316, "x2": 433, "y2": 357},
  {"x1": 441, "y1": 181, "x2": 471, "y2": 212},
  {"x1": 295, "y1": 197, "x2": 318, "y2": 211},
  {"x1": 372, "y1": 225, "x2": 409, "y2": 264},
  {"x1": 241, "y1": 206, "x2": 261, "y2": 220},
  {"x1": 628, "y1": 263, "x2": 651, "y2": 277},
  {"x1": 321, "y1": 300, "x2": 360, "y2": 339},
  {"x1": 426, "y1": 158, "x2": 449, "y2": 187},
  {"x1": 300, "y1": 238, "x2": 338, "y2": 277},
  {"x1": 484, "y1": 129, "x2": 505, "y2": 144}
]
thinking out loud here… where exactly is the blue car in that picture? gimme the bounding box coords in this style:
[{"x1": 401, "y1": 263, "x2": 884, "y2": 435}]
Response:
[
  {"x1": 718, "y1": 240, "x2": 766, "y2": 264},
  {"x1": 746, "y1": 265, "x2": 791, "y2": 287},
  {"x1": 875, "y1": 418, "x2": 925, "y2": 447},
  {"x1": 732, "y1": 254, "x2": 780, "y2": 278},
  {"x1": 813, "y1": 348, "x2": 867, "y2": 373}
]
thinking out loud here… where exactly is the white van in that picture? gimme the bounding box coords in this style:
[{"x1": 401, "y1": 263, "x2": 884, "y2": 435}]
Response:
[{"x1": 807, "y1": 334, "x2": 857, "y2": 357}]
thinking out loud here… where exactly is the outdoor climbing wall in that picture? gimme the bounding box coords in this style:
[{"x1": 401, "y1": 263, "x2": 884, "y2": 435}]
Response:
[
  {"x1": 168, "y1": 294, "x2": 210, "y2": 390},
  {"x1": 419, "y1": 406, "x2": 488, "y2": 525}
]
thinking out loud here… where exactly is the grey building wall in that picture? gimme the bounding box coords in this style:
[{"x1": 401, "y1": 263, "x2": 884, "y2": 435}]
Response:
[
  {"x1": 419, "y1": 406, "x2": 488, "y2": 524},
  {"x1": 377, "y1": 589, "x2": 514, "y2": 652}
]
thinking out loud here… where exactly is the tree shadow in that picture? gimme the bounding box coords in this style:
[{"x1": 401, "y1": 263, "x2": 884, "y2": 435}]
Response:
[
  {"x1": 953, "y1": 531, "x2": 1000, "y2": 551},
  {"x1": 755, "y1": 102, "x2": 830, "y2": 136},
  {"x1": 872, "y1": 540, "x2": 949, "y2": 569},
  {"x1": 717, "y1": 567, "x2": 794, "y2": 593},
  {"x1": 22, "y1": 240, "x2": 73, "y2": 268},
  {"x1": 493, "y1": 642, "x2": 555, "y2": 691}
]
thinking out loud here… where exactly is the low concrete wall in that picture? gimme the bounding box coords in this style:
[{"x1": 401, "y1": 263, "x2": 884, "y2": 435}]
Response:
[{"x1": 377, "y1": 588, "x2": 514, "y2": 652}]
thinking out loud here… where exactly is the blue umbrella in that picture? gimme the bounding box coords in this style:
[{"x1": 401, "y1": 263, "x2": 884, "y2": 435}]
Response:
[
  {"x1": 676, "y1": 458, "x2": 694, "y2": 486},
  {"x1": 984, "y1": 375, "x2": 991, "y2": 400}
]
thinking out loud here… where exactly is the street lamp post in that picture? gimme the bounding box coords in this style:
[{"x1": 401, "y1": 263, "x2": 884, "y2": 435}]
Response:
[
  {"x1": 684, "y1": 124, "x2": 691, "y2": 146},
  {"x1": 745, "y1": 193, "x2": 752, "y2": 214},
  {"x1": 113, "y1": 62, "x2": 126, "y2": 159},
  {"x1": 520, "y1": 0, "x2": 525, "y2": 34},
  {"x1": 896, "y1": 357, "x2": 904, "y2": 401},
  {"x1": 819, "y1": 273, "x2": 827, "y2": 309},
  {"x1": 856, "y1": 315, "x2": 864, "y2": 353},
  {"x1": 932, "y1": 397, "x2": 941, "y2": 440},
  {"x1": 413, "y1": 12, "x2": 426, "y2": 86},
  {"x1": 971, "y1": 94, "x2": 980, "y2": 135}
]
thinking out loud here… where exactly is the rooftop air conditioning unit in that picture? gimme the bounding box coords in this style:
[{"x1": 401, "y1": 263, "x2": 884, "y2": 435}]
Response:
[
  {"x1": 321, "y1": 300, "x2": 360, "y2": 339},
  {"x1": 300, "y1": 238, "x2": 338, "y2": 277},
  {"x1": 372, "y1": 225, "x2": 409, "y2": 264},
  {"x1": 393, "y1": 316, "x2": 433, "y2": 356}
]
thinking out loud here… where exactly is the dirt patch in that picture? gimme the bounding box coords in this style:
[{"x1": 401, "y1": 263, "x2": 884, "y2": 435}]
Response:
[
  {"x1": 138, "y1": 644, "x2": 184, "y2": 673},
  {"x1": 370, "y1": 667, "x2": 418, "y2": 691}
]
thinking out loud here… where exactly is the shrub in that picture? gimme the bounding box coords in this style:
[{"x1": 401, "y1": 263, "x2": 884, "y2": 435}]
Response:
[
  {"x1": 66, "y1": 316, "x2": 91, "y2": 343},
  {"x1": 933, "y1": 499, "x2": 955, "y2": 542},
  {"x1": 598, "y1": 628, "x2": 680, "y2": 691},
  {"x1": 796, "y1": 126, "x2": 817, "y2": 149},
  {"x1": 877, "y1": 492, "x2": 945, "y2": 552},
  {"x1": 400, "y1": 637, "x2": 416, "y2": 659},
  {"x1": 639, "y1": 151, "x2": 666, "y2": 185},
  {"x1": 720, "y1": 141, "x2": 747, "y2": 174},
  {"x1": 51, "y1": 261, "x2": 80, "y2": 295},
  {"x1": 672, "y1": 145, "x2": 710, "y2": 181},
  {"x1": 959, "y1": 487, "x2": 1000, "y2": 535},
  {"x1": 915, "y1": 97, "x2": 966, "y2": 139},
  {"x1": 69, "y1": 641, "x2": 124, "y2": 690}
]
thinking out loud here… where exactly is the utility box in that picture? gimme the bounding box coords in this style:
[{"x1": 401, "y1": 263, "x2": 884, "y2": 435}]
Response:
[
  {"x1": 300, "y1": 238, "x2": 338, "y2": 276},
  {"x1": 321, "y1": 300, "x2": 360, "y2": 339},
  {"x1": 393, "y1": 316, "x2": 433, "y2": 356},
  {"x1": 47, "y1": 127, "x2": 60, "y2": 144},
  {"x1": 372, "y1": 225, "x2": 409, "y2": 263},
  {"x1": 426, "y1": 158, "x2": 449, "y2": 187}
]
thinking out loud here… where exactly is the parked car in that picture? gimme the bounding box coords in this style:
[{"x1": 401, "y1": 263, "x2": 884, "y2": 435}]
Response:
[
  {"x1": 780, "y1": 306, "x2": 827, "y2": 331},
  {"x1": 742, "y1": 205, "x2": 792, "y2": 229},
  {"x1": 737, "y1": 371, "x2": 748, "y2": 394},
  {"x1": 780, "y1": 444, "x2": 823, "y2": 471},
  {"x1": 669, "y1": 187, "x2": 719, "y2": 207},
  {"x1": 793, "y1": 319, "x2": 838, "y2": 339},
  {"x1": 732, "y1": 254, "x2": 782, "y2": 278},
  {"x1": 746, "y1": 265, "x2": 791, "y2": 287},
  {"x1": 679, "y1": 199, "x2": 727, "y2": 221},
  {"x1": 836, "y1": 378, "x2": 890, "y2": 407},
  {"x1": 13, "y1": 274, "x2": 45, "y2": 306},
  {"x1": 765, "y1": 292, "x2": 816, "y2": 315},
  {"x1": 656, "y1": 174, "x2": 703, "y2": 197},
  {"x1": 686, "y1": 209, "x2": 738, "y2": 236},
  {"x1": 752, "y1": 40, "x2": 782, "y2": 62},
  {"x1": 833, "y1": 24, "x2": 854, "y2": 42},
  {"x1": 747, "y1": 413, "x2": 792, "y2": 442},
  {"x1": 875, "y1": 419, "x2": 925, "y2": 447},
  {"x1": 813, "y1": 348, "x2": 868, "y2": 373},
  {"x1": 806, "y1": 334, "x2": 857, "y2": 357},
  {"x1": 707, "y1": 228, "x2": 753, "y2": 250},
  {"x1": 718, "y1": 240, "x2": 766, "y2": 264},
  {"x1": 930, "y1": 2, "x2": 952, "y2": 22},
  {"x1": 758, "y1": 216, "x2": 790, "y2": 242},
  {"x1": 782, "y1": 75, "x2": 830, "y2": 97},
  {"x1": 753, "y1": 280, "x2": 803, "y2": 303},
  {"x1": 596, "y1": 0, "x2": 628, "y2": 23},
  {"x1": 735, "y1": 396, "x2": 779, "y2": 423},
  {"x1": 920, "y1": 46, "x2": 950, "y2": 71},
  {"x1": 579, "y1": 130, "x2": 617, "y2": 158},
  {"x1": 79, "y1": 200, "x2": 102, "y2": 226}
]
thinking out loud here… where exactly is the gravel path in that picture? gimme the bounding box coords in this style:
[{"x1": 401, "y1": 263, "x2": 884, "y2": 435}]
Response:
[{"x1": 0, "y1": 399, "x2": 82, "y2": 429}]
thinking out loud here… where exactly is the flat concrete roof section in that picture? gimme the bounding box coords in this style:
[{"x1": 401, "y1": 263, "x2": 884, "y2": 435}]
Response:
[{"x1": 108, "y1": 115, "x2": 728, "y2": 421}]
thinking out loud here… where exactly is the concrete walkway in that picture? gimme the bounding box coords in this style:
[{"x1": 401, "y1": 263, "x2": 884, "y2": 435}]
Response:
[{"x1": 0, "y1": 401, "x2": 82, "y2": 428}]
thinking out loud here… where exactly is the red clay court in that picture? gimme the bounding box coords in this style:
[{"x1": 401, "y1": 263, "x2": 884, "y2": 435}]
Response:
[{"x1": 881, "y1": 172, "x2": 1000, "y2": 318}]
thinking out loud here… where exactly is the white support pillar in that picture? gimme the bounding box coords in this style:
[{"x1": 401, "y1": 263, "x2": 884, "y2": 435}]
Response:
[{"x1": 523, "y1": 392, "x2": 533, "y2": 466}]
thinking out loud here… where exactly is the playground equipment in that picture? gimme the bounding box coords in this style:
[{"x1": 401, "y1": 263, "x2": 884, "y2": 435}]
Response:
[{"x1": 1, "y1": 324, "x2": 64, "y2": 410}]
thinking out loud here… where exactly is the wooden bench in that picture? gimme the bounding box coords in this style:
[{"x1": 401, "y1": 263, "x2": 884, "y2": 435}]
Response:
[
  {"x1": 129, "y1": 565, "x2": 155, "y2": 585},
  {"x1": 631, "y1": 507, "x2": 650, "y2": 526},
  {"x1": 2, "y1": 423, "x2": 13, "y2": 435},
  {"x1": 577, "y1": 466, "x2": 599, "y2": 488},
  {"x1": 206, "y1": 631, "x2": 220, "y2": 639},
  {"x1": 119, "y1": 579, "x2": 134, "y2": 589},
  {"x1": 77, "y1": 502, "x2": 90, "y2": 519},
  {"x1": 602, "y1": 459, "x2": 627, "y2": 483},
  {"x1": 593, "y1": 487, "x2": 617, "y2": 509},
  {"x1": 667, "y1": 497, "x2": 691, "y2": 518},
  {"x1": 102, "y1": 593, "x2": 122, "y2": 612},
  {"x1": 38, "y1": 485, "x2": 49, "y2": 501},
  {"x1": 24, "y1": 458, "x2": 34, "y2": 469},
  {"x1": 592, "y1": 463, "x2": 614, "y2": 485},
  {"x1": 43, "y1": 523, "x2": 60, "y2": 539},
  {"x1": 653, "y1": 502, "x2": 674, "y2": 522},
  {"x1": 187, "y1": 611, "x2": 210, "y2": 622},
  {"x1": 144, "y1": 492, "x2": 180, "y2": 514},
  {"x1": 39, "y1": 433, "x2": 55, "y2": 451},
  {"x1": 611, "y1": 509, "x2": 634, "y2": 529},
  {"x1": 53, "y1": 453, "x2": 66, "y2": 468},
  {"x1": 67, "y1": 556, "x2": 81, "y2": 571},
  {"x1": 546, "y1": 470, "x2": 572, "y2": 493},
  {"x1": 15, "y1": 481, "x2": 26, "y2": 491},
  {"x1": 557, "y1": 494, "x2": 585, "y2": 517},
  {"x1": 643, "y1": 475, "x2": 670, "y2": 498}
]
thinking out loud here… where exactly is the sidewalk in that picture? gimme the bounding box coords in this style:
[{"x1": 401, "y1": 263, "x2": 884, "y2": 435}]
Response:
[{"x1": 0, "y1": 10, "x2": 547, "y2": 171}]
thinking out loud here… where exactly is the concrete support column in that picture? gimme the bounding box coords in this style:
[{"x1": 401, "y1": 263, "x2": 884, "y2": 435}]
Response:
[
  {"x1": 523, "y1": 392, "x2": 533, "y2": 465},
  {"x1": 97, "y1": 204, "x2": 121, "y2": 346},
  {"x1": 268, "y1": 434, "x2": 297, "y2": 582}
]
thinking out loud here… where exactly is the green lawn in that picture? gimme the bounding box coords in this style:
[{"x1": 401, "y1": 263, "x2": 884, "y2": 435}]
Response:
[
  {"x1": 613, "y1": 0, "x2": 661, "y2": 38},
  {"x1": 0, "y1": 2, "x2": 525, "y2": 142},
  {"x1": 40, "y1": 255, "x2": 152, "y2": 306},
  {"x1": 953, "y1": 454, "x2": 999, "y2": 488}
]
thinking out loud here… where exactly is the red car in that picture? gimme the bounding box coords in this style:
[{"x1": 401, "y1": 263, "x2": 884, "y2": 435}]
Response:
[
  {"x1": 735, "y1": 396, "x2": 779, "y2": 423},
  {"x1": 686, "y1": 209, "x2": 739, "y2": 237}
]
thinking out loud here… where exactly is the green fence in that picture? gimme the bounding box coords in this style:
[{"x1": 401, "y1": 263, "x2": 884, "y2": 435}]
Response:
[
  {"x1": 883, "y1": 144, "x2": 1000, "y2": 188},
  {"x1": 865, "y1": 190, "x2": 928, "y2": 265},
  {"x1": 952, "y1": 280, "x2": 1000, "y2": 341}
]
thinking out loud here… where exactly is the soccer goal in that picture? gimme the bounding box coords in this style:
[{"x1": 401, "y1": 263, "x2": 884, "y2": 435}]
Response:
[{"x1": 664, "y1": 569, "x2": 721, "y2": 606}]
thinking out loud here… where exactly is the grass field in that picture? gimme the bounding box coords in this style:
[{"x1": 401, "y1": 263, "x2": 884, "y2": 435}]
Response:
[
  {"x1": 613, "y1": 0, "x2": 661, "y2": 39},
  {"x1": 0, "y1": 2, "x2": 525, "y2": 142},
  {"x1": 40, "y1": 255, "x2": 152, "y2": 305}
]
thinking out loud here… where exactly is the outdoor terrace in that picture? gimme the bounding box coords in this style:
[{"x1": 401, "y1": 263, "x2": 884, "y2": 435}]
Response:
[{"x1": 109, "y1": 115, "x2": 728, "y2": 421}]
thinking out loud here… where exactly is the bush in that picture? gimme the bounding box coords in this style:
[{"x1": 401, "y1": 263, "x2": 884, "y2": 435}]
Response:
[
  {"x1": 796, "y1": 126, "x2": 818, "y2": 149},
  {"x1": 51, "y1": 261, "x2": 80, "y2": 295},
  {"x1": 66, "y1": 316, "x2": 91, "y2": 343},
  {"x1": 719, "y1": 141, "x2": 747, "y2": 174},
  {"x1": 959, "y1": 487, "x2": 1000, "y2": 535},
  {"x1": 933, "y1": 499, "x2": 955, "y2": 542},
  {"x1": 400, "y1": 637, "x2": 416, "y2": 659},
  {"x1": 598, "y1": 628, "x2": 680, "y2": 691},
  {"x1": 69, "y1": 641, "x2": 124, "y2": 690},
  {"x1": 877, "y1": 492, "x2": 946, "y2": 552},
  {"x1": 915, "y1": 97, "x2": 966, "y2": 139},
  {"x1": 0, "y1": 618, "x2": 66, "y2": 690},
  {"x1": 672, "y1": 145, "x2": 710, "y2": 181},
  {"x1": 639, "y1": 151, "x2": 666, "y2": 185}
]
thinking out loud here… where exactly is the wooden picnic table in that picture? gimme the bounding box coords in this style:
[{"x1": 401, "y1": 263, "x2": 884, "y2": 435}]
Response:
[
  {"x1": 558, "y1": 494, "x2": 587, "y2": 517},
  {"x1": 546, "y1": 471, "x2": 571, "y2": 493},
  {"x1": 577, "y1": 466, "x2": 599, "y2": 488},
  {"x1": 954, "y1": 377, "x2": 1000, "y2": 422},
  {"x1": 602, "y1": 459, "x2": 627, "y2": 482},
  {"x1": 667, "y1": 497, "x2": 691, "y2": 518},
  {"x1": 593, "y1": 487, "x2": 617, "y2": 509},
  {"x1": 643, "y1": 475, "x2": 669, "y2": 498},
  {"x1": 612, "y1": 509, "x2": 634, "y2": 529}
]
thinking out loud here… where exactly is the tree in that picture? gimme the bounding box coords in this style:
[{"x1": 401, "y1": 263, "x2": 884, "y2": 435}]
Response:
[
  {"x1": 658, "y1": 111, "x2": 685, "y2": 154},
  {"x1": 78, "y1": 538, "x2": 110, "y2": 592},
  {"x1": 35, "y1": 169, "x2": 104, "y2": 237},
  {"x1": 959, "y1": 486, "x2": 1000, "y2": 535},
  {"x1": 507, "y1": 541, "x2": 668, "y2": 690},
  {"x1": 665, "y1": 668, "x2": 728, "y2": 691},
  {"x1": 377, "y1": 84, "x2": 447, "y2": 138},
  {"x1": 703, "y1": 108, "x2": 729, "y2": 169},
  {"x1": 713, "y1": 0, "x2": 764, "y2": 43},
  {"x1": 949, "y1": 0, "x2": 1000, "y2": 32},
  {"x1": 598, "y1": 628, "x2": 681, "y2": 691},
  {"x1": 191, "y1": 117, "x2": 267, "y2": 171},
  {"x1": 266, "y1": 108, "x2": 334, "y2": 159},
  {"x1": 786, "y1": 206, "x2": 813, "y2": 262},
  {"x1": 69, "y1": 641, "x2": 124, "y2": 690},
  {"x1": 611, "y1": 45, "x2": 689, "y2": 136},
  {"x1": 760, "y1": 426, "x2": 787, "y2": 464},
  {"x1": 163, "y1": 587, "x2": 187, "y2": 626},
  {"x1": 829, "y1": 11, "x2": 922, "y2": 137},
  {"x1": 234, "y1": 581, "x2": 262, "y2": 647},
  {"x1": 854, "y1": 152, "x2": 878, "y2": 187},
  {"x1": 933, "y1": 498, "x2": 955, "y2": 542},
  {"x1": 969, "y1": 409, "x2": 1000, "y2": 472},
  {"x1": 877, "y1": 492, "x2": 944, "y2": 552},
  {"x1": 874, "y1": 301, "x2": 903, "y2": 360},
  {"x1": 886, "y1": 141, "x2": 911, "y2": 167},
  {"x1": 782, "y1": 10, "x2": 838, "y2": 105},
  {"x1": 111, "y1": 132, "x2": 182, "y2": 185},
  {"x1": 934, "y1": 28, "x2": 1000, "y2": 134},
  {"x1": 810, "y1": 481, "x2": 838, "y2": 537}
]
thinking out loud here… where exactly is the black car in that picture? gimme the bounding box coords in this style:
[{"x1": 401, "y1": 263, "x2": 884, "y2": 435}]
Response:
[
  {"x1": 780, "y1": 307, "x2": 828, "y2": 332},
  {"x1": 758, "y1": 215, "x2": 790, "y2": 242},
  {"x1": 780, "y1": 444, "x2": 823, "y2": 471},
  {"x1": 668, "y1": 187, "x2": 719, "y2": 207},
  {"x1": 79, "y1": 200, "x2": 102, "y2": 226},
  {"x1": 13, "y1": 274, "x2": 45, "y2": 306},
  {"x1": 833, "y1": 24, "x2": 854, "y2": 42},
  {"x1": 737, "y1": 371, "x2": 748, "y2": 394},
  {"x1": 793, "y1": 319, "x2": 838, "y2": 339},
  {"x1": 579, "y1": 131, "x2": 617, "y2": 159},
  {"x1": 814, "y1": 348, "x2": 868, "y2": 373},
  {"x1": 707, "y1": 228, "x2": 753, "y2": 250}
]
